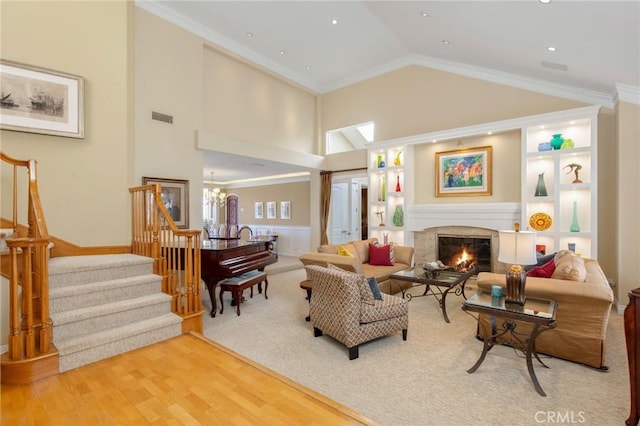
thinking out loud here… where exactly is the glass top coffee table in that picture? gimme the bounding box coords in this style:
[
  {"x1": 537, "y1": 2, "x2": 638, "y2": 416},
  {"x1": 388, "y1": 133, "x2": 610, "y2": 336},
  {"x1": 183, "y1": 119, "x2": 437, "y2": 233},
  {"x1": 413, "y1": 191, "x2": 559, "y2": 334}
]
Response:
[
  {"x1": 462, "y1": 290, "x2": 557, "y2": 396},
  {"x1": 390, "y1": 266, "x2": 475, "y2": 323}
]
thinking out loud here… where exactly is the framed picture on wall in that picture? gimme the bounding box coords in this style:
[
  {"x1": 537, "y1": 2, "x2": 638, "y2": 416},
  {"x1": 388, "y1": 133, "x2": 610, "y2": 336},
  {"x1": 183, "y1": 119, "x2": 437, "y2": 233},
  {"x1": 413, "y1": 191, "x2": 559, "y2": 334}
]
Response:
[
  {"x1": 254, "y1": 202, "x2": 264, "y2": 219},
  {"x1": 266, "y1": 201, "x2": 276, "y2": 219},
  {"x1": 0, "y1": 60, "x2": 84, "y2": 138},
  {"x1": 435, "y1": 146, "x2": 492, "y2": 197},
  {"x1": 142, "y1": 177, "x2": 189, "y2": 228},
  {"x1": 280, "y1": 201, "x2": 291, "y2": 219}
]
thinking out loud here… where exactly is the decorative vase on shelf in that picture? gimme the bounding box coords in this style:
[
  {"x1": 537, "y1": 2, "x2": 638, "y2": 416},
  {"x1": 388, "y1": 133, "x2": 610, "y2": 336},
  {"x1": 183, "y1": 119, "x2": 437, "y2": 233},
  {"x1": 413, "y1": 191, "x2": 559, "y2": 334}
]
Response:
[
  {"x1": 561, "y1": 138, "x2": 575, "y2": 149},
  {"x1": 550, "y1": 133, "x2": 565, "y2": 150},
  {"x1": 538, "y1": 142, "x2": 552, "y2": 152},
  {"x1": 381, "y1": 176, "x2": 386, "y2": 202},
  {"x1": 377, "y1": 154, "x2": 383, "y2": 168},
  {"x1": 534, "y1": 172, "x2": 548, "y2": 197},
  {"x1": 570, "y1": 201, "x2": 580, "y2": 232},
  {"x1": 394, "y1": 151, "x2": 402, "y2": 166},
  {"x1": 393, "y1": 205, "x2": 404, "y2": 227},
  {"x1": 395, "y1": 175, "x2": 401, "y2": 192}
]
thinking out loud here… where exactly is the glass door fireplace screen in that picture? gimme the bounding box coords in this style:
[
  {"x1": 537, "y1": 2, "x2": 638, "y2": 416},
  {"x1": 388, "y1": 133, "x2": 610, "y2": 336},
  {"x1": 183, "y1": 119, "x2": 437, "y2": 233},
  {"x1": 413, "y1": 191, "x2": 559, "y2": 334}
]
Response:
[{"x1": 437, "y1": 236, "x2": 491, "y2": 272}]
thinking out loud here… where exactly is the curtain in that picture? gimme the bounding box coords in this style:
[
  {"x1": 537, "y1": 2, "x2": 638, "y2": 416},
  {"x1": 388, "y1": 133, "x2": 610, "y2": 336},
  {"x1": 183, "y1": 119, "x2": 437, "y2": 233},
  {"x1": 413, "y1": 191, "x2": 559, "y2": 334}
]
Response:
[{"x1": 320, "y1": 171, "x2": 332, "y2": 245}]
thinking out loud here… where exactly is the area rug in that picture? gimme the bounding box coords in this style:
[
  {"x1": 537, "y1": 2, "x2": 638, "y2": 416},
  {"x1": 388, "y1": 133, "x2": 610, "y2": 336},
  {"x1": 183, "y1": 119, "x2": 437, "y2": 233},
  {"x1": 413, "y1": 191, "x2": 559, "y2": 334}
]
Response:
[{"x1": 202, "y1": 269, "x2": 629, "y2": 426}]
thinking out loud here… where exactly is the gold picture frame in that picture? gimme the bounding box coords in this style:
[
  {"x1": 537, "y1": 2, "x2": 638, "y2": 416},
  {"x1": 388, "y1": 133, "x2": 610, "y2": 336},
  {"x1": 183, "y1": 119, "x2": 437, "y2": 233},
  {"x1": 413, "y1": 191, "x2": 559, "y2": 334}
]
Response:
[
  {"x1": 142, "y1": 177, "x2": 189, "y2": 229},
  {"x1": 435, "y1": 146, "x2": 492, "y2": 197}
]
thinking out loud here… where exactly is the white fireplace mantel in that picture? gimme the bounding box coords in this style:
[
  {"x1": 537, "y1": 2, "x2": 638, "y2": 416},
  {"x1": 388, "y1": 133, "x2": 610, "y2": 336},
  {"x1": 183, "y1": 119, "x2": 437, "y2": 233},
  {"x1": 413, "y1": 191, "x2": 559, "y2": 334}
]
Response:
[{"x1": 405, "y1": 202, "x2": 521, "y2": 247}]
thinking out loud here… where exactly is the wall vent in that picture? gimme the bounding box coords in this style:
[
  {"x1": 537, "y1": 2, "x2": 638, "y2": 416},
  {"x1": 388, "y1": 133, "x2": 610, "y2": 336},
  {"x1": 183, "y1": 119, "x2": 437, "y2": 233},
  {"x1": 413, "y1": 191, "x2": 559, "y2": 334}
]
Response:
[{"x1": 152, "y1": 111, "x2": 173, "y2": 124}]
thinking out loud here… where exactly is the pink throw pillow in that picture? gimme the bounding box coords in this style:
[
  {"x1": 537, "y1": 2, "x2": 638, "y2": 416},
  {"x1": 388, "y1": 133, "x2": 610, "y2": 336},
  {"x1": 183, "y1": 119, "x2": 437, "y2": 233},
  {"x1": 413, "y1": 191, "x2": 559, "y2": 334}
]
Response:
[
  {"x1": 369, "y1": 243, "x2": 393, "y2": 266},
  {"x1": 527, "y1": 258, "x2": 555, "y2": 278}
]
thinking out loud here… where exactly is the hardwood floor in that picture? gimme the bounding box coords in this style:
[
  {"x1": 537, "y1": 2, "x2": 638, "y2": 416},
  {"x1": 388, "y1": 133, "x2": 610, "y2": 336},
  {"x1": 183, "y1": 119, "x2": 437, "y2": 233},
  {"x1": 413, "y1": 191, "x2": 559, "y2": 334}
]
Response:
[{"x1": 1, "y1": 333, "x2": 375, "y2": 425}]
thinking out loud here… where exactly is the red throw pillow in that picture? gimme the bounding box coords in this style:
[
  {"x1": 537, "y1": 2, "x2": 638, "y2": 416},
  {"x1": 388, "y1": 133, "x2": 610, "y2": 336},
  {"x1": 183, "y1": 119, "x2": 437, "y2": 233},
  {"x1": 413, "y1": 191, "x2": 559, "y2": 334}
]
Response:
[
  {"x1": 527, "y1": 258, "x2": 555, "y2": 278},
  {"x1": 369, "y1": 243, "x2": 393, "y2": 266}
]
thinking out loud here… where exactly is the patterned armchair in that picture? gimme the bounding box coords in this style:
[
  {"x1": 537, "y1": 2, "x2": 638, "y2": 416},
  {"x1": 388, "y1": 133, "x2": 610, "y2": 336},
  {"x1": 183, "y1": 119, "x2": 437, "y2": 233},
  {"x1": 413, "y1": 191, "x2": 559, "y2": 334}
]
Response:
[{"x1": 305, "y1": 264, "x2": 408, "y2": 360}]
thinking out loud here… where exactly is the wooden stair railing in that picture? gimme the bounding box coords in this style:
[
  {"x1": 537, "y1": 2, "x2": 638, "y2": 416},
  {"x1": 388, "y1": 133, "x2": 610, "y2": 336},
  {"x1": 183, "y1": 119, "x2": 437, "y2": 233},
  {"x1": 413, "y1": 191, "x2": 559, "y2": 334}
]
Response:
[
  {"x1": 1, "y1": 152, "x2": 58, "y2": 385},
  {"x1": 129, "y1": 184, "x2": 204, "y2": 334}
]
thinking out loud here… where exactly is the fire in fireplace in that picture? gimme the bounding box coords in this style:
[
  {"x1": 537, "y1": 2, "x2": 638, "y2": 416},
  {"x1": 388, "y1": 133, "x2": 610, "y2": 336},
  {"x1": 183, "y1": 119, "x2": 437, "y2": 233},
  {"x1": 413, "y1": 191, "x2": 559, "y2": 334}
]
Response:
[{"x1": 437, "y1": 235, "x2": 491, "y2": 273}]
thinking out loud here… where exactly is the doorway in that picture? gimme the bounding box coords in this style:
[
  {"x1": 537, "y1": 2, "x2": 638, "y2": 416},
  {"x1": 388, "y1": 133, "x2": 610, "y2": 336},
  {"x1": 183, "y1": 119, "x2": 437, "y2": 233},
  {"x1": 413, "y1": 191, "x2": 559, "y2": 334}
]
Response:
[{"x1": 330, "y1": 176, "x2": 367, "y2": 245}]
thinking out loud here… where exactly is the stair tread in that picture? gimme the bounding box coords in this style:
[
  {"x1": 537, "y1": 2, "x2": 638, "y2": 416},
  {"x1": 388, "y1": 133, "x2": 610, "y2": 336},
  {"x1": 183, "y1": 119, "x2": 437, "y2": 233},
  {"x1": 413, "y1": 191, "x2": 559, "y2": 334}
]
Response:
[
  {"x1": 49, "y1": 254, "x2": 152, "y2": 275},
  {"x1": 55, "y1": 313, "x2": 182, "y2": 355},
  {"x1": 51, "y1": 293, "x2": 171, "y2": 325},
  {"x1": 49, "y1": 273, "x2": 161, "y2": 299}
]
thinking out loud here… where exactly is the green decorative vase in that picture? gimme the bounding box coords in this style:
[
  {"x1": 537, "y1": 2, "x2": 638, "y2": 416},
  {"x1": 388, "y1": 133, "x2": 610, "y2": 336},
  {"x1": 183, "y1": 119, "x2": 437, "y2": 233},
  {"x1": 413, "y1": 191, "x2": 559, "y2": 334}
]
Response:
[
  {"x1": 535, "y1": 172, "x2": 548, "y2": 197},
  {"x1": 393, "y1": 205, "x2": 404, "y2": 227},
  {"x1": 570, "y1": 201, "x2": 580, "y2": 232},
  {"x1": 550, "y1": 133, "x2": 564, "y2": 150}
]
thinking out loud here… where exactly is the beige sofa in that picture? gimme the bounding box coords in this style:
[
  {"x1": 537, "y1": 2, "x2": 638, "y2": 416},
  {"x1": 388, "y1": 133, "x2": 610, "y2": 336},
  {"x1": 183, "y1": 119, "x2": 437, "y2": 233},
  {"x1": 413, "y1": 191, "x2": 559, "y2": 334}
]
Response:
[
  {"x1": 476, "y1": 254, "x2": 614, "y2": 369},
  {"x1": 299, "y1": 238, "x2": 414, "y2": 294}
]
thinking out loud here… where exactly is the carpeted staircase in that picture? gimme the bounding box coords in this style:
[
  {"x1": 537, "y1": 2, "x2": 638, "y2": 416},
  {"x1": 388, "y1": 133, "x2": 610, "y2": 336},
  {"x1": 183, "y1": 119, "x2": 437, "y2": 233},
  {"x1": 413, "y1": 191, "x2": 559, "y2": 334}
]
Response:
[{"x1": 49, "y1": 254, "x2": 182, "y2": 372}]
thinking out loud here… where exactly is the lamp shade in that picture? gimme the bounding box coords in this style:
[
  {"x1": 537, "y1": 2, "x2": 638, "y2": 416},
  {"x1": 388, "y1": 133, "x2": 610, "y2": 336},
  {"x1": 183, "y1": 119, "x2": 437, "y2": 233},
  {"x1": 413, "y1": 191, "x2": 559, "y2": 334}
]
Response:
[{"x1": 498, "y1": 230, "x2": 537, "y2": 266}]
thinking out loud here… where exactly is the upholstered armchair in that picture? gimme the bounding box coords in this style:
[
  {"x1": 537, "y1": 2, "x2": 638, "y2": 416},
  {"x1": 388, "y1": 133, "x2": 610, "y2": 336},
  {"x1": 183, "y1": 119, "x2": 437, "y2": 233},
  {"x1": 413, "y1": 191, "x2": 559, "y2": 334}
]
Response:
[{"x1": 305, "y1": 264, "x2": 408, "y2": 360}]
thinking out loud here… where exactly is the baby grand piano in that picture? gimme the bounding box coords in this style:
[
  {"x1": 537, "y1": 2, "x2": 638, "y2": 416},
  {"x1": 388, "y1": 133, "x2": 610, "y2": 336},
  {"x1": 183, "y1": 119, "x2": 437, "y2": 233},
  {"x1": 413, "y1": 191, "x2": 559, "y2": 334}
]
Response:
[{"x1": 201, "y1": 239, "x2": 277, "y2": 317}]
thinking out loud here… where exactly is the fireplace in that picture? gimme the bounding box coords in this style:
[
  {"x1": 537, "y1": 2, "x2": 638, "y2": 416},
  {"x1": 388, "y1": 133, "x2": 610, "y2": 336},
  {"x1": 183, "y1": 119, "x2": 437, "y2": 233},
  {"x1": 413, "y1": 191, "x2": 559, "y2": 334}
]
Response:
[
  {"x1": 413, "y1": 226, "x2": 504, "y2": 274},
  {"x1": 437, "y1": 235, "x2": 491, "y2": 273}
]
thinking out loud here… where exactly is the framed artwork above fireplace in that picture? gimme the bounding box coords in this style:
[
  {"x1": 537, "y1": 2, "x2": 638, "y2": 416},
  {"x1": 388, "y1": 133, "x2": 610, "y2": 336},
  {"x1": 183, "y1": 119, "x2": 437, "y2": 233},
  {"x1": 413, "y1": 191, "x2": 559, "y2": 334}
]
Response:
[{"x1": 435, "y1": 146, "x2": 492, "y2": 197}]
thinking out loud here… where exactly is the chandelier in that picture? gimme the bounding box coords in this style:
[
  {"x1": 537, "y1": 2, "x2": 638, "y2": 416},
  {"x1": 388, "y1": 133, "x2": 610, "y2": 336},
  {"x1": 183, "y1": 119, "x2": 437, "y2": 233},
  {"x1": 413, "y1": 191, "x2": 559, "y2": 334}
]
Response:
[{"x1": 205, "y1": 172, "x2": 226, "y2": 207}]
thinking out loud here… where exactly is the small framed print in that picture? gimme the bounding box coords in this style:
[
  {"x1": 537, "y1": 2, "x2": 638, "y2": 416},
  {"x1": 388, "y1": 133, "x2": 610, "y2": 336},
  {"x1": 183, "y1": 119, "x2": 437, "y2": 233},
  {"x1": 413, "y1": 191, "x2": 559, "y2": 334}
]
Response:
[
  {"x1": 254, "y1": 202, "x2": 264, "y2": 219},
  {"x1": 266, "y1": 201, "x2": 276, "y2": 219},
  {"x1": 142, "y1": 176, "x2": 189, "y2": 228},
  {"x1": 280, "y1": 201, "x2": 291, "y2": 219}
]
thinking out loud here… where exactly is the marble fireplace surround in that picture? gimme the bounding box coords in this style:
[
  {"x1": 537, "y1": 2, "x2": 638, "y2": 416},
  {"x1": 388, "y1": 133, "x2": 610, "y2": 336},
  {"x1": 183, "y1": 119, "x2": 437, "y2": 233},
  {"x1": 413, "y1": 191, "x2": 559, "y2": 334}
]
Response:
[{"x1": 408, "y1": 203, "x2": 521, "y2": 274}]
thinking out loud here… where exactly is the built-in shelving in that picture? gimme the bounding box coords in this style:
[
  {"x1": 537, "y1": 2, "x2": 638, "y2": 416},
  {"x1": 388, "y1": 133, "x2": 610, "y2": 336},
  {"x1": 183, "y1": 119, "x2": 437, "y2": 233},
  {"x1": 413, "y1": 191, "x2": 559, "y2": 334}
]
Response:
[
  {"x1": 522, "y1": 108, "x2": 599, "y2": 258},
  {"x1": 367, "y1": 146, "x2": 406, "y2": 244}
]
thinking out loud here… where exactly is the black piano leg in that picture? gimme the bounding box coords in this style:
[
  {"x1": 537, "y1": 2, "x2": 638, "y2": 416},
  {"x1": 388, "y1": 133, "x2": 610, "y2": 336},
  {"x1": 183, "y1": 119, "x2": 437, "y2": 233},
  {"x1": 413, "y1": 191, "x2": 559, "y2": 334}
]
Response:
[{"x1": 206, "y1": 282, "x2": 218, "y2": 317}]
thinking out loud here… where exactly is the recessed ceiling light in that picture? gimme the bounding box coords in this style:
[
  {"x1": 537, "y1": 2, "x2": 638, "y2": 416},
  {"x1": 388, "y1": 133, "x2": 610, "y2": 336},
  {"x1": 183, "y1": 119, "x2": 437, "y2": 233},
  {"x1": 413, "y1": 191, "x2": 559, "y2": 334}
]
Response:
[
  {"x1": 539, "y1": 0, "x2": 551, "y2": 4},
  {"x1": 279, "y1": 51, "x2": 285, "y2": 55},
  {"x1": 305, "y1": 65, "x2": 312, "y2": 70},
  {"x1": 331, "y1": 18, "x2": 338, "y2": 25},
  {"x1": 547, "y1": 46, "x2": 557, "y2": 52},
  {"x1": 246, "y1": 32, "x2": 253, "y2": 38},
  {"x1": 442, "y1": 40, "x2": 450, "y2": 45},
  {"x1": 421, "y1": 12, "x2": 429, "y2": 17},
  {"x1": 487, "y1": 131, "x2": 493, "y2": 135}
]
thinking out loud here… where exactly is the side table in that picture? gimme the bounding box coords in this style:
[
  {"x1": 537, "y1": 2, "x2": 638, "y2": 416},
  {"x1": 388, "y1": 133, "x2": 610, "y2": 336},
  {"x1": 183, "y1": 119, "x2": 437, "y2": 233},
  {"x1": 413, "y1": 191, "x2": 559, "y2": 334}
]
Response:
[{"x1": 462, "y1": 290, "x2": 557, "y2": 396}]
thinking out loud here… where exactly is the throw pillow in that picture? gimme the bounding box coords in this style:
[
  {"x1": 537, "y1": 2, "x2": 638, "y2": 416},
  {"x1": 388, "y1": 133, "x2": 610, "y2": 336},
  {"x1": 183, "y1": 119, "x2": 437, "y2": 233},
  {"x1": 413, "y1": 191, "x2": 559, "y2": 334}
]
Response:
[
  {"x1": 369, "y1": 243, "x2": 394, "y2": 266},
  {"x1": 327, "y1": 264, "x2": 374, "y2": 303},
  {"x1": 524, "y1": 252, "x2": 556, "y2": 272},
  {"x1": 337, "y1": 245, "x2": 355, "y2": 257},
  {"x1": 551, "y1": 251, "x2": 587, "y2": 282},
  {"x1": 527, "y1": 258, "x2": 555, "y2": 278},
  {"x1": 366, "y1": 277, "x2": 383, "y2": 300}
]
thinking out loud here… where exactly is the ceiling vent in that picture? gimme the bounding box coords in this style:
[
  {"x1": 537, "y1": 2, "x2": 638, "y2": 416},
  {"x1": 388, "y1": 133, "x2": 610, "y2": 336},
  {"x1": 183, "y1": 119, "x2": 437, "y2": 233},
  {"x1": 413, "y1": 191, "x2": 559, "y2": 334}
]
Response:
[{"x1": 541, "y1": 61, "x2": 568, "y2": 72}]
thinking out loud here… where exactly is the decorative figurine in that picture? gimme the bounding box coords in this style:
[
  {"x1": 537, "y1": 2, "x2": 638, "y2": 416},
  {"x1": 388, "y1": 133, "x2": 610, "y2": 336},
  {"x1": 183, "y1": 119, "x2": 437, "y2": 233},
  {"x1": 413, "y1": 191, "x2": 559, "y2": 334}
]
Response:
[
  {"x1": 563, "y1": 163, "x2": 583, "y2": 183},
  {"x1": 375, "y1": 210, "x2": 385, "y2": 227}
]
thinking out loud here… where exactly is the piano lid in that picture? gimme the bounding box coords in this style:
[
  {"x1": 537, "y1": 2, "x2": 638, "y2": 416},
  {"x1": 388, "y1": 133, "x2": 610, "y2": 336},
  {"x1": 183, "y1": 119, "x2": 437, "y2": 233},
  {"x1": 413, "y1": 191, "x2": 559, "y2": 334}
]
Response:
[{"x1": 201, "y1": 239, "x2": 270, "y2": 251}]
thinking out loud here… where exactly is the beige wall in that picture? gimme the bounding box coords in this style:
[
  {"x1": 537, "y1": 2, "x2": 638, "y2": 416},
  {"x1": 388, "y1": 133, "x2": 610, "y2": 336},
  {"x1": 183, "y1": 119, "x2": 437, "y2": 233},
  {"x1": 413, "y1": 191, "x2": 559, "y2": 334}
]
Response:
[
  {"x1": 617, "y1": 101, "x2": 640, "y2": 305},
  {"x1": 202, "y1": 47, "x2": 317, "y2": 154},
  {"x1": 320, "y1": 65, "x2": 584, "y2": 142},
  {"x1": 413, "y1": 131, "x2": 521, "y2": 204},
  {"x1": 1, "y1": 0, "x2": 133, "y2": 246},
  {"x1": 229, "y1": 181, "x2": 310, "y2": 227},
  {"x1": 134, "y1": 8, "x2": 205, "y2": 231}
]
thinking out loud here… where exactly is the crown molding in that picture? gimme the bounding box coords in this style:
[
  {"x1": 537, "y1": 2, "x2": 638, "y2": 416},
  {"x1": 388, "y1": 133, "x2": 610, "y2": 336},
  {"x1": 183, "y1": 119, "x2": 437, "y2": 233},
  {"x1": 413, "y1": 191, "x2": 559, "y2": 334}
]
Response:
[
  {"x1": 137, "y1": 1, "x2": 629, "y2": 109},
  {"x1": 616, "y1": 84, "x2": 640, "y2": 105}
]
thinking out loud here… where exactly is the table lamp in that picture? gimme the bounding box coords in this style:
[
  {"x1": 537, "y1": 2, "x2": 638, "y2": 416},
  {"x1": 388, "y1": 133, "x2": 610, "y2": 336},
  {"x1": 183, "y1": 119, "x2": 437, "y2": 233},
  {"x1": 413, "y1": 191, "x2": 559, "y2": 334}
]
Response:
[{"x1": 498, "y1": 224, "x2": 537, "y2": 305}]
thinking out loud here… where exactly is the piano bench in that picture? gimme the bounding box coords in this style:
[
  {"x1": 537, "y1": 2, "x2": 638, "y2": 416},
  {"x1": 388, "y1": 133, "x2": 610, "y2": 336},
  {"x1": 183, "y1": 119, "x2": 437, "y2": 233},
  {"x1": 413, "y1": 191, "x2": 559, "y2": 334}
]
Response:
[{"x1": 219, "y1": 270, "x2": 268, "y2": 316}]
